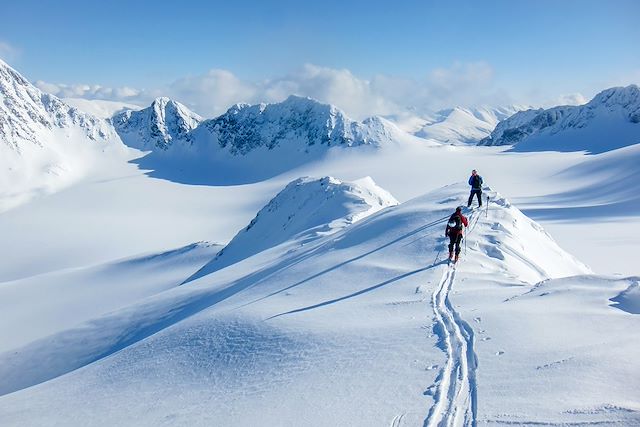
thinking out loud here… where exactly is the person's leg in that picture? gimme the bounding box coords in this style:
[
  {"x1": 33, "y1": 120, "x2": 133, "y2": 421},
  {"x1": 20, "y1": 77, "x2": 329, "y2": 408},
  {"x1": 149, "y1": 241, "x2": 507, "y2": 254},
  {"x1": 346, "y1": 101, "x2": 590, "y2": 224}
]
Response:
[
  {"x1": 467, "y1": 191, "x2": 474, "y2": 207},
  {"x1": 448, "y1": 234, "x2": 456, "y2": 258},
  {"x1": 476, "y1": 191, "x2": 483, "y2": 206},
  {"x1": 455, "y1": 234, "x2": 463, "y2": 255}
]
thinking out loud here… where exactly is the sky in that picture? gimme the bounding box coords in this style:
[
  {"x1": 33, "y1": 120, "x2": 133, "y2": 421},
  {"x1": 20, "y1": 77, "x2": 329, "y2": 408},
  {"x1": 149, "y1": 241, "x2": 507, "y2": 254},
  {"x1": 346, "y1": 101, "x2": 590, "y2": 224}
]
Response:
[{"x1": 1, "y1": 0, "x2": 639, "y2": 118}]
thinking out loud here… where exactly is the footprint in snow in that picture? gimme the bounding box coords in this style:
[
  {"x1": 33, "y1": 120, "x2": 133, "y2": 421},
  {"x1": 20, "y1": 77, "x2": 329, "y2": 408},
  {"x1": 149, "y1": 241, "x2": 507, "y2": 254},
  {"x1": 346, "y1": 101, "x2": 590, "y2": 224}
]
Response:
[
  {"x1": 496, "y1": 351, "x2": 505, "y2": 356},
  {"x1": 481, "y1": 337, "x2": 491, "y2": 341},
  {"x1": 473, "y1": 317, "x2": 482, "y2": 323},
  {"x1": 423, "y1": 385, "x2": 436, "y2": 396}
]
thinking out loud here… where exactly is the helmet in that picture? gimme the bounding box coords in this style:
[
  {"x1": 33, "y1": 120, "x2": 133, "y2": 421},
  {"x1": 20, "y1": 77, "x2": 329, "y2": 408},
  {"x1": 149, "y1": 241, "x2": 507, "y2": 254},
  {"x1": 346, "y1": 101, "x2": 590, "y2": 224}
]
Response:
[{"x1": 456, "y1": 206, "x2": 463, "y2": 212}]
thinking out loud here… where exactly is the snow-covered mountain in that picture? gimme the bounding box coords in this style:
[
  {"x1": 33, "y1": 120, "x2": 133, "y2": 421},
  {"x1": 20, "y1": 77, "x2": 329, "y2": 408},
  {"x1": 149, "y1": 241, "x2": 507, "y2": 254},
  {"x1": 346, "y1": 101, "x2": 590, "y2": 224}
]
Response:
[
  {"x1": 0, "y1": 59, "x2": 114, "y2": 151},
  {"x1": 193, "y1": 95, "x2": 413, "y2": 155},
  {"x1": 113, "y1": 97, "x2": 202, "y2": 150},
  {"x1": 412, "y1": 105, "x2": 527, "y2": 144},
  {"x1": 116, "y1": 95, "x2": 426, "y2": 157},
  {"x1": 479, "y1": 85, "x2": 640, "y2": 152},
  {"x1": 119, "y1": 95, "x2": 433, "y2": 185},
  {"x1": 184, "y1": 175, "x2": 398, "y2": 282},
  {"x1": 0, "y1": 59, "x2": 120, "y2": 211}
]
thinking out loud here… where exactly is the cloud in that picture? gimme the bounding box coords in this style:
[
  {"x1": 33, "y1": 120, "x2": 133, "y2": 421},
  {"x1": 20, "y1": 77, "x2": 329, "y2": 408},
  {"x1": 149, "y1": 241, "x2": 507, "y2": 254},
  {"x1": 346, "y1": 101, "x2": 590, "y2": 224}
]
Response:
[
  {"x1": 546, "y1": 93, "x2": 588, "y2": 107},
  {"x1": 34, "y1": 81, "x2": 142, "y2": 100},
  {"x1": 265, "y1": 64, "x2": 399, "y2": 119},
  {"x1": 33, "y1": 61, "x2": 520, "y2": 120},
  {"x1": 0, "y1": 40, "x2": 20, "y2": 62},
  {"x1": 166, "y1": 69, "x2": 258, "y2": 115}
]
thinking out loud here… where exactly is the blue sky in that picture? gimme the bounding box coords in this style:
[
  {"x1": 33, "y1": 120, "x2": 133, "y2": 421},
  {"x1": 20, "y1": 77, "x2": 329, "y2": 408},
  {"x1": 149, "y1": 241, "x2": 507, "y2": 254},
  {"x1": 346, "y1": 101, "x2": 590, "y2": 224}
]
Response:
[{"x1": 1, "y1": 0, "x2": 639, "y2": 117}]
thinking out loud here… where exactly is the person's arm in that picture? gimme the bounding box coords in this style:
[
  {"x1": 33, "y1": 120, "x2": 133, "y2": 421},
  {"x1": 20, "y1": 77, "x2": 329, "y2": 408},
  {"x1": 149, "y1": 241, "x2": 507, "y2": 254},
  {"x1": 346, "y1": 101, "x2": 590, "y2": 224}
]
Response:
[
  {"x1": 468, "y1": 176, "x2": 473, "y2": 185},
  {"x1": 479, "y1": 176, "x2": 484, "y2": 186},
  {"x1": 462, "y1": 216, "x2": 469, "y2": 227}
]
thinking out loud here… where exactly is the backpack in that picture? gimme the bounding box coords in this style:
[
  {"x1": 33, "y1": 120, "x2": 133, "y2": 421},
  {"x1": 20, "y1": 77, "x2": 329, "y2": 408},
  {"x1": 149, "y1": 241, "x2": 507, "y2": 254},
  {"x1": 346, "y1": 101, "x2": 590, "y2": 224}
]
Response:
[
  {"x1": 471, "y1": 175, "x2": 482, "y2": 189},
  {"x1": 447, "y1": 214, "x2": 463, "y2": 234}
]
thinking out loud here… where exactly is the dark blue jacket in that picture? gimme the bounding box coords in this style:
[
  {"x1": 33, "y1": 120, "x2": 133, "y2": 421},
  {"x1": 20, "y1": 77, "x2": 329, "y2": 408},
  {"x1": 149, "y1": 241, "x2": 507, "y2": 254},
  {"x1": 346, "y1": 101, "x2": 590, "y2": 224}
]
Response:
[{"x1": 468, "y1": 174, "x2": 483, "y2": 190}]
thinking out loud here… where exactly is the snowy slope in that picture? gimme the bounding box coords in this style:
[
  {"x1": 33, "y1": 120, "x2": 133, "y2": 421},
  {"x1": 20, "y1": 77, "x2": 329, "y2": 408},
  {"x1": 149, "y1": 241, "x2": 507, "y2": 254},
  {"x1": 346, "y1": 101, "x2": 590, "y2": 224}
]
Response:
[
  {"x1": 0, "y1": 242, "x2": 221, "y2": 353},
  {"x1": 479, "y1": 85, "x2": 640, "y2": 153},
  {"x1": 413, "y1": 105, "x2": 526, "y2": 144},
  {"x1": 0, "y1": 59, "x2": 123, "y2": 211},
  {"x1": 113, "y1": 97, "x2": 202, "y2": 150},
  {"x1": 524, "y1": 142, "x2": 640, "y2": 214},
  {"x1": 185, "y1": 176, "x2": 398, "y2": 282},
  {"x1": 3, "y1": 182, "x2": 635, "y2": 427}
]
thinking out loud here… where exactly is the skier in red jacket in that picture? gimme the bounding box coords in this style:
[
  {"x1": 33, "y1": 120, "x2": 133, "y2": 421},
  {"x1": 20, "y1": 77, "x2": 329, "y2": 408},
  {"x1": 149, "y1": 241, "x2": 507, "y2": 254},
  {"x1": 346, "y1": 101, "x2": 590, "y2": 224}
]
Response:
[{"x1": 445, "y1": 206, "x2": 468, "y2": 263}]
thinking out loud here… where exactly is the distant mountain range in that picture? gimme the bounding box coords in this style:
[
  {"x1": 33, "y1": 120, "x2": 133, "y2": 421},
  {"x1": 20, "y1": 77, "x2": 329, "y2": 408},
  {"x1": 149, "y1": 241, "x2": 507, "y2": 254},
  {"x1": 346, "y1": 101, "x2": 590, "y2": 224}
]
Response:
[
  {"x1": 114, "y1": 94, "x2": 426, "y2": 157},
  {"x1": 389, "y1": 105, "x2": 529, "y2": 144},
  {"x1": 2, "y1": 57, "x2": 639, "y2": 193},
  {"x1": 479, "y1": 85, "x2": 640, "y2": 153}
]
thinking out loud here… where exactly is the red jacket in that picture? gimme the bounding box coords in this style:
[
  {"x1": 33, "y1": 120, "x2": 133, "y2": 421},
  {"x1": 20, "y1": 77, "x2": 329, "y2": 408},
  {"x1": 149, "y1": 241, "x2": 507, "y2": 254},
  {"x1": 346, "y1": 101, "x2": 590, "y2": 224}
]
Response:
[{"x1": 446, "y1": 213, "x2": 468, "y2": 236}]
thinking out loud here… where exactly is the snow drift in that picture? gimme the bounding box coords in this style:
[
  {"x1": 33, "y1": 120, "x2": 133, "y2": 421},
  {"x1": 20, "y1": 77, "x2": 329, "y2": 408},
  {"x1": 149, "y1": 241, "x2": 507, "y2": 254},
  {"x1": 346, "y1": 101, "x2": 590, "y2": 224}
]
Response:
[{"x1": 184, "y1": 175, "x2": 398, "y2": 282}]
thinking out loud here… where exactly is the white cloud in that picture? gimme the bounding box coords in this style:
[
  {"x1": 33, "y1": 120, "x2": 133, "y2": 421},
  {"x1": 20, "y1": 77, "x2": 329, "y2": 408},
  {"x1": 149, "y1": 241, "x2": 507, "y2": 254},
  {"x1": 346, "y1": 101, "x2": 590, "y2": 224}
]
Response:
[
  {"x1": 34, "y1": 81, "x2": 142, "y2": 100},
  {"x1": 166, "y1": 69, "x2": 258, "y2": 115},
  {"x1": 546, "y1": 93, "x2": 588, "y2": 107},
  {"x1": 0, "y1": 40, "x2": 20, "y2": 62},
  {"x1": 32, "y1": 61, "x2": 546, "y2": 120}
]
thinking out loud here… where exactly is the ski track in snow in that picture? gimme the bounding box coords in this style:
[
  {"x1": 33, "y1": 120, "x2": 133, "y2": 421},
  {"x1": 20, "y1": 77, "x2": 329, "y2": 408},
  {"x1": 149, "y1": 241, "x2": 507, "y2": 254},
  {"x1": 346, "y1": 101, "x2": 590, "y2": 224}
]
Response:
[{"x1": 426, "y1": 215, "x2": 478, "y2": 426}]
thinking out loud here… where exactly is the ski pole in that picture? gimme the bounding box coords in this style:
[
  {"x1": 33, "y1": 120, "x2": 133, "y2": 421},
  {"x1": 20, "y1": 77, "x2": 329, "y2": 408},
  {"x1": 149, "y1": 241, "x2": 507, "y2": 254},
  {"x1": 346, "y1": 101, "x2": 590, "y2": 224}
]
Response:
[
  {"x1": 464, "y1": 230, "x2": 467, "y2": 255},
  {"x1": 486, "y1": 195, "x2": 490, "y2": 217}
]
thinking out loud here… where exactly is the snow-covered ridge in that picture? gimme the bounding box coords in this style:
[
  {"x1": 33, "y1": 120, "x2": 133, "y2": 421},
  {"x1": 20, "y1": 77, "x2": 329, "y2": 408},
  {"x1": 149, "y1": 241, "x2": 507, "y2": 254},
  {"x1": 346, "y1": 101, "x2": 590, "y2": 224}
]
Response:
[
  {"x1": 116, "y1": 95, "x2": 420, "y2": 157},
  {"x1": 184, "y1": 175, "x2": 398, "y2": 282},
  {"x1": 0, "y1": 59, "x2": 123, "y2": 212},
  {"x1": 113, "y1": 97, "x2": 202, "y2": 150},
  {"x1": 197, "y1": 95, "x2": 402, "y2": 155},
  {"x1": 0, "y1": 58, "x2": 114, "y2": 151},
  {"x1": 479, "y1": 85, "x2": 640, "y2": 152}
]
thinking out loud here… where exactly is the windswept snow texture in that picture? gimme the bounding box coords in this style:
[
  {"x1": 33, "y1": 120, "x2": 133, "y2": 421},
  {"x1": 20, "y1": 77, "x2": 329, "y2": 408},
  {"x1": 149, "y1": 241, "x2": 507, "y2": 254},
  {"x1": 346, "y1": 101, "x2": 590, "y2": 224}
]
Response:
[
  {"x1": 610, "y1": 280, "x2": 640, "y2": 314},
  {"x1": 2, "y1": 183, "x2": 635, "y2": 427},
  {"x1": 0, "y1": 242, "x2": 221, "y2": 353},
  {"x1": 479, "y1": 85, "x2": 640, "y2": 153},
  {"x1": 185, "y1": 175, "x2": 398, "y2": 282},
  {"x1": 521, "y1": 143, "x2": 640, "y2": 220}
]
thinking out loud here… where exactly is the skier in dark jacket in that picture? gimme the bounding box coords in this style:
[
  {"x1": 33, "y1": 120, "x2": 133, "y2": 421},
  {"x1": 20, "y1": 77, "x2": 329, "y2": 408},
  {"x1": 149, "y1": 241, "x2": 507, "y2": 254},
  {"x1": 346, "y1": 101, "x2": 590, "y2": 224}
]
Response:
[
  {"x1": 445, "y1": 206, "x2": 468, "y2": 263},
  {"x1": 467, "y1": 169, "x2": 483, "y2": 207}
]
